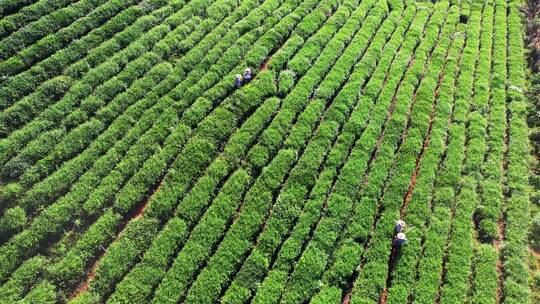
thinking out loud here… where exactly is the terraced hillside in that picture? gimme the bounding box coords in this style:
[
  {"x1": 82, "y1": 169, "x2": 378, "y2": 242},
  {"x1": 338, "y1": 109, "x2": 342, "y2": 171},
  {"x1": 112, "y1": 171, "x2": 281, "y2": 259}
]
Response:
[{"x1": 0, "y1": 0, "x2": 533, "y2": 303}]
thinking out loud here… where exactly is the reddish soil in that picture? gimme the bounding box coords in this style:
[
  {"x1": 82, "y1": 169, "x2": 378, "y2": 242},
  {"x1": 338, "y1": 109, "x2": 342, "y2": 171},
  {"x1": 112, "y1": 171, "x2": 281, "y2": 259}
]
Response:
[
  {"x1": 69, "y1": 259, "x2": 98, "y2": 299},
  {"x1": 360, "y1": 52, "x2": 419, "y2": 189},
  {"x1": 380, "y1": 288, "x2": 388, "y2": 304},
  {"x1": 494, "y1": 219, "x2": 505, "y2": 250},
  {"x1": 494, "y1": 218, "x2": 506, "y2": 303},
  {"x1": 135, "y1": 182, "x2": 162, "y2": 219},
  {"x1": 132, "y1": 193, "x2": 150, "y2": 219},
  {"x1": 527, "y1": 0, "x2": 540, "y2": 72},
  {"x1": 360, "y1": 96, "x2": 397, "y2": 188},
  {"x1": 353, "y1": 48, "x2": 426, "y2": 304},
  {"x1": 340, "y1": 12, "x2": 446, "y2": 303},
  {"x1": 69, "y1": 175, "x2": 165, "y2": 299},
  {"x1": 260, "y1": 57, "x2": 272, "y2": 72},
  {"x1": 342, "y1": 291, "x2": 352, "y2": 304},
  {"x1": 400, "y1": 74, "x2": 439, "y2": 217},
  {"x1": 400, "y1": 139, "x2": 424, "y2": 216},
  {"x1": 495, "y1": 254, "x2": 504, "y2": 303},
  {"x1": 378, "y1": 23, "x2": 449, "y2": 301}
]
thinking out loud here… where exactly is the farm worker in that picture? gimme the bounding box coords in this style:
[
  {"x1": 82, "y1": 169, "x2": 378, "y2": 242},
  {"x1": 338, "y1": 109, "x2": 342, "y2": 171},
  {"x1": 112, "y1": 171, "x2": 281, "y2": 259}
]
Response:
[
  {"x1": 395, "y1": 220, "x2": 406, "y2": 233},
  {"x1": 243, "y1": 68, "x2": 252, "y2": 81},
  {"x1": 235, "y1": 74, "x2": 243, "y2": 88},
  {"x1": 393, "y1": 232, "x2": 407, "y2": 247}
]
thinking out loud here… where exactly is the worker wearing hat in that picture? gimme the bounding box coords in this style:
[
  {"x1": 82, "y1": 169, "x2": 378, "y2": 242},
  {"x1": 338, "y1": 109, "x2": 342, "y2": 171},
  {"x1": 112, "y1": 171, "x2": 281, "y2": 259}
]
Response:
[
  {"x1": 395, "y1": 219, "x2": 406, "y2": 233},
  {"x1": 234, "y1": 74, "x2": 242, "y2": 88},
  {"x1": 243, "y1": 68, "x2": 252, "y2": 81},
  {"x1": 394, "y1": 232, "x2": 407, "y2": 247}
]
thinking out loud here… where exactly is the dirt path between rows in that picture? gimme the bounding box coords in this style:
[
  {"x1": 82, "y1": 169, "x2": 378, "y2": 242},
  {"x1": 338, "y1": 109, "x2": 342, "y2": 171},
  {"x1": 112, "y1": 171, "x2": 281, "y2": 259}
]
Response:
[
  {"x1": 69, "y1": 177, "x2": 165, "y2": 299},
  {"x1": 494, "y1": 218, "x2": 505, "y2": 303}
]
